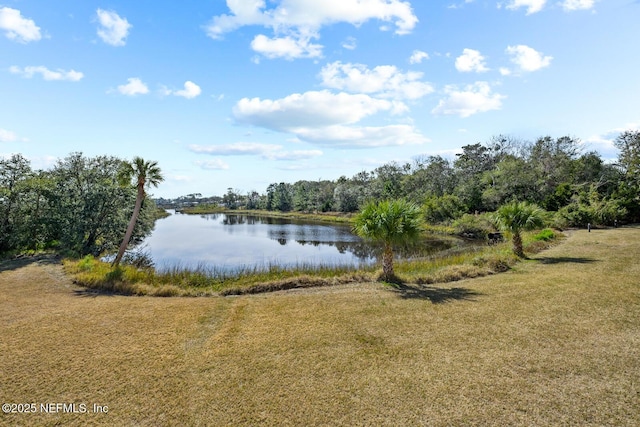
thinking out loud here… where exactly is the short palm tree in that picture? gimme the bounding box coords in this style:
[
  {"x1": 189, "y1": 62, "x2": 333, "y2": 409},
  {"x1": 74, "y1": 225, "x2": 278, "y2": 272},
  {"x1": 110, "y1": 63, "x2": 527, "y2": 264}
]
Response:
[
  {"x1": 352, "y1": 199, "x2": 423, "y2": 282},
  {"x1": 112, "y1": 157, "x2": 164, "y2": 267},
  {"x1": 493, "y1": 201, "x2": 546, "y2": 258}
]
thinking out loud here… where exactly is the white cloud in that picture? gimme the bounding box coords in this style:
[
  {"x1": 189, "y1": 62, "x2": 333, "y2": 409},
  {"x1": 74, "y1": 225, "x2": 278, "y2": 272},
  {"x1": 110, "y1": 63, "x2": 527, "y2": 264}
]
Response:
[
  {"x1": 190, "y1": 142, "x2": 323, "y2": 161},
  {"x1": 455, "y1": 48, "x2": 489, "y2": 73},
  {"x1": 0, "y1": 128, "x2": 18, "y2": 142},
  {"x1": 342, "y1": 37, "x2": 357, "y2": 50},
  {"x1": 267, "y1": 149, "x2": 323, "y2": 160},
  {"x1": 173, "y1": 81, "x2": 202, "y2": 99},
  {"x1": 194, "y1": 159, "x2": 230, "y2": 170},
  {"x1": 584, "y1": 122, "x2": 639, "y2": 159},
  {"x1": 0, "y1": 7, "x2": 41, "y2": 43},
  {"x1": 233, "y1": 90, "x2": 402, "y2": 130},
  {"x1": 10, "y1": 66, "x2": 84, "y2": 81},
  {"x1": 191, "y1": 142, "x2": 283, "y2": 156},
  {"x1": 96, "y1": 9, "x2": 131, "y2": 46},
  {"x1": 319, "y1": 61, "x2": 434, "y2": 100},
  {"x1": 294, "y1": 124, "x2": 428, "y2": 147},
  {"x1": 431, "y1": 82, "x2": 505, "y2": 118},
  {"x1": 409, "y1": 50, "x2": 429, "y2": 64},
  {"x1": 168, "y1": 174, "x2": 195, "y2": 183},
  {"x1": 504, "y1": 0, "x2": 546, "y2": 14},
  {"x1": 448, "y1": 1, "x2": 473, "y2": 9},
  {"x1": 205, "y1": 0, "x2": 418, "y2": 59},
  {"x1": 232, "y1": 90, "x2": 426, "y2": 148},
  {"x1": 561, "y1": 0, "x2": 595, "y2": 11},
  {"x1": 117, "y1": 78, "x2": 149, "y2": 96},
  {"x1": 250, "y1": 33, "x2": 323, "y2": 59},
  {"x1": 506, "y1": 44, "x2": 552, "y2": 72}
]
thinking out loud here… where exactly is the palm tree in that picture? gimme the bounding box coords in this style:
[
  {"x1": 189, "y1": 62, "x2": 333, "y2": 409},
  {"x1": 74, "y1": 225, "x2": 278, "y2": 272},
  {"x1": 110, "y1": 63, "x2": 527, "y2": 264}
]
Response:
[
  {"x1": 112, "y1": 157, "x2": 164, "y2": 267},
  {"x1": 352, "y1": 199, "x2": 423, "y2": 282},
  {"x1": 493, "y1": 201, "x2": 546, "y2": 258}
]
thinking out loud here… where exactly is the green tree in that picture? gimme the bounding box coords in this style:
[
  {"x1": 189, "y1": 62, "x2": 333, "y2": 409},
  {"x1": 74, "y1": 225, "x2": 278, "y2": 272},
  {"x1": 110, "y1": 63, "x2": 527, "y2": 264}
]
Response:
[
  {"x1": 352, "y1": 199, "x2": 422, "y2": 282},
  {"x1": 47, "y1": 153, "x2": 146, "y2": 256},
  {"x1": 0, "y1": 154, "x2": 32, "y2": 251},
  {"x1": 614, "y1": 130, "x2": 640, "y2": 221},
  {"x1": 112, "y1": 157, "x2": 164, "y2": 267},
  {"x1": 273, "y1": 182, "x2": 293, "y2": 212},
  {"x1": 222, "y1": 187, "x2": 241, "y2": 209},
  {"x1": 481, "y1": 155, "x2": 536, "y2": 210},
  {"x1": 493, "y1": 201, "x2": 546, "y2": 258},
  {"x1": 403, "y1": 155, "x2": 455, "y2": 203},
  {"x1": 422, "y1": 194, "x2": 466, "y2": 224},
  {"x1": 454, "y1": 143, "x2": 500, "y2": 211},
  {"x1": 528, "y1": 136, "x2": 581, "y2": 204}
]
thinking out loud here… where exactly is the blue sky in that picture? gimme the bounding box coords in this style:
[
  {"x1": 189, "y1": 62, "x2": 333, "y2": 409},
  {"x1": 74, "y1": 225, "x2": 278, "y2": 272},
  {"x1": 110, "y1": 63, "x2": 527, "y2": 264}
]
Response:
[{"x1": 1, "y1": 0, "x2": 638, "y2": 198}]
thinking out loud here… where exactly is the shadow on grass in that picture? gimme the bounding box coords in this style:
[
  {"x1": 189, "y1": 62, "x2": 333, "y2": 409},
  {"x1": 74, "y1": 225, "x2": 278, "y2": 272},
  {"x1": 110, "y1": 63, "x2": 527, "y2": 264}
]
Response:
[
  {"x1": 72, "y1": 289, "x2": 117, "y2": 298},
  {"x1": 389, "y1": 283, "x2": 482, "y2": 303},
  {"x1": 534, "y1": 256, "x2": 598, "y2": 265},
  {"x1": 0, "y1": 254, "x2": 61, "y2": 273}
]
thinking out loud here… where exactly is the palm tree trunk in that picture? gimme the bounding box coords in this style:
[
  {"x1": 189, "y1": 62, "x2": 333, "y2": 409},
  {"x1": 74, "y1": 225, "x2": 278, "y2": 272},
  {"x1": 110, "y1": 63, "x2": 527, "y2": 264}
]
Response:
[
  {"x1": 112, "y1": 185, "x2": 144, "y2": 267},
  {"x1": 513, "y1": 232, "x2": 524, "y2": 258},
  {"x1": 381, "y1": 244, "x2": 395, "y2": 281}
]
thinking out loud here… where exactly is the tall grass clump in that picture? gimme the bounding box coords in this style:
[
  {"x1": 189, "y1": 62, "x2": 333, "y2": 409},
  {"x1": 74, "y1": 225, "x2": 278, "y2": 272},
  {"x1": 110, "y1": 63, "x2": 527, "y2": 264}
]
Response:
[{"x1": 65, "y1": 256, "x2": 376, "y2": 296}]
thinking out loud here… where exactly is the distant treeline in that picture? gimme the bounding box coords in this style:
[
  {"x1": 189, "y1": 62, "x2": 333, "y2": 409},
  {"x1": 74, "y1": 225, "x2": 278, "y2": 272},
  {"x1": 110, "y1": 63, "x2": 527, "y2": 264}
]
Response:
[
  {"x1": 159, "y1": 132, "x2": 640, "y2": 226},
  {"x1": 0, "y1": 153, "x2": 157, "y2": 255}
]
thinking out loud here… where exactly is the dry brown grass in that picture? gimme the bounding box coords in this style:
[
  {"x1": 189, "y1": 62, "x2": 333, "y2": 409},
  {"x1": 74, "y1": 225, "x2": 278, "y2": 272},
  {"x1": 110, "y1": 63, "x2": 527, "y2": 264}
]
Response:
[{"x1": 1, "y1": 227, "x2": 639, "y2": 426}]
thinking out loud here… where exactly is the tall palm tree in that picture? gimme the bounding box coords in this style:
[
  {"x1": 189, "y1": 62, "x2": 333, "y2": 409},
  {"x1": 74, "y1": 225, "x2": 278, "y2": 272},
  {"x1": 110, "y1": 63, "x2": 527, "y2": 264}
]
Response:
[
  {"x1": 112, "y1": 157, "x2": 164, "y2": 267},
  {"x1": 493, "y1": 201, "x2": 546, "y2": 258},
  {"x1": 352, "y1": 199, "x2": 423, "y2": 282}
]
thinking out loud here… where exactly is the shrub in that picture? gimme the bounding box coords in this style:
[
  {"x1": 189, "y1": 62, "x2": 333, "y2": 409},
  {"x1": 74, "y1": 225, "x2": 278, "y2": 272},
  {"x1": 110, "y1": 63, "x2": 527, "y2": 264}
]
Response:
[
  {"x1": 77, "y1": 255, "x2": 96, "y2": 272},
  {"x1": 452, "y1": 213, "x2": 494, "y2": 239},
  {"x1": 422, "y1": 194, "x2": 466, "y2": 224},
  {"x1": 533, "y1": 228, "x2": 555, "y2": 241}
]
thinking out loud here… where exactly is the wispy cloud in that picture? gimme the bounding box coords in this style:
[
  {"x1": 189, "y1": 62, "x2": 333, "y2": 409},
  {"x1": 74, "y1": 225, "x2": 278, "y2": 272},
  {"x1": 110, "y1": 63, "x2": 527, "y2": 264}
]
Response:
[
  {"x1": 190, "y1": 142, "x2": 323, "y2": 161},
  {"x1": 194, "y1": 159, "x2": 230, "y2": 170},
  {"x1": 10, "y1": 66, "x2": 84, "y2": 81},
  {"x1": 0, "y1": 128, "x2": 18, "y2": 142},
  {"x1": 342, "y1": 36, "x2": 357, "y2": 50}
]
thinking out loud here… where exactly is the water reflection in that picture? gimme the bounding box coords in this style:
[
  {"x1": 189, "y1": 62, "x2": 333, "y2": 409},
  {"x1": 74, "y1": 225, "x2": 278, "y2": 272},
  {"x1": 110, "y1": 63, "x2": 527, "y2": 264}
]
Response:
[{"x1": 140, "y1": 212, "x2": 456, "y2": 271}]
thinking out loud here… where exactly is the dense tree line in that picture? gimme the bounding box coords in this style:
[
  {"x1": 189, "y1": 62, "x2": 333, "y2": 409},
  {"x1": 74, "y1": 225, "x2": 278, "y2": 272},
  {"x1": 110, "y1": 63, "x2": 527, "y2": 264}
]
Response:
[
  {"x1": 0, "y1": 152, "x2": 158, "y2": 256},
  {"x1": 215, "y1": 132, "x2": 639, "y2": 226}
]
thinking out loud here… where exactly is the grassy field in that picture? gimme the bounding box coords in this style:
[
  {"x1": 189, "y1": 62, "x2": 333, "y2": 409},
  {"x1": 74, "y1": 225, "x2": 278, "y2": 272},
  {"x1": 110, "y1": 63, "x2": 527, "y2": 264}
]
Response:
[{"x1": 1, "y1": 227, "x2": 639, "y2": 426}]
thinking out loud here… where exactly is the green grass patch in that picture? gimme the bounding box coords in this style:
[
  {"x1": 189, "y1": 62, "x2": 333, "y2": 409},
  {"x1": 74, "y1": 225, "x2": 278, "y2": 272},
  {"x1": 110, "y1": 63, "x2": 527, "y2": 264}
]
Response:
[{"x1": 533, "y1": 228, "x2": 556, "y2": 241}]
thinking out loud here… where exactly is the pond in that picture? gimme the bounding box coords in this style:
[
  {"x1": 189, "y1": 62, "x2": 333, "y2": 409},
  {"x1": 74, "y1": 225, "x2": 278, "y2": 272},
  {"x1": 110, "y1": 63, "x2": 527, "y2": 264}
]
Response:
[{"x1": 138, "y1": 211, "x2": 459, "y2": 272}]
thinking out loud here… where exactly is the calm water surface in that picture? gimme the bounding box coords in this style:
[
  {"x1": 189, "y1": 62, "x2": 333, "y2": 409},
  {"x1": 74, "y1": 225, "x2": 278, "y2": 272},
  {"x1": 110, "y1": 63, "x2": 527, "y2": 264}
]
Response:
[{"x1": 141, "y1": 211, "x2": 455, "y2": 271}]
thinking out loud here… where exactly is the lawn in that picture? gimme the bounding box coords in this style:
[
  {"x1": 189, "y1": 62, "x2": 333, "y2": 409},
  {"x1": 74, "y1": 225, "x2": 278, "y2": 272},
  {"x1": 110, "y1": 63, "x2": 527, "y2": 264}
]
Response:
[{"x1": 1, "y1": 227, "x2": 639, "y2": 426}]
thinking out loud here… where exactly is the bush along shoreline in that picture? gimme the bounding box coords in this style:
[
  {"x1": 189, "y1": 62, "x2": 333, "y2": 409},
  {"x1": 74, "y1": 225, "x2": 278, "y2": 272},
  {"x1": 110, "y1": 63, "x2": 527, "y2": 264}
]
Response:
[{"x1": 64, "y1": 228, "x2": 564, "y2": 297}]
